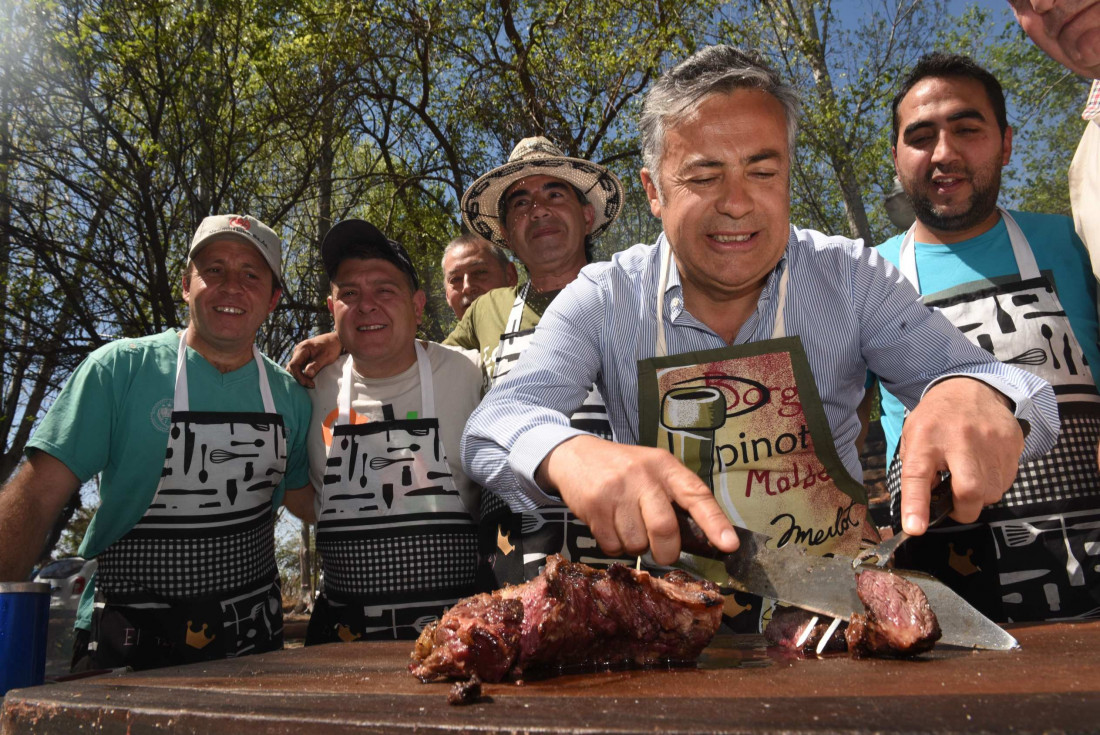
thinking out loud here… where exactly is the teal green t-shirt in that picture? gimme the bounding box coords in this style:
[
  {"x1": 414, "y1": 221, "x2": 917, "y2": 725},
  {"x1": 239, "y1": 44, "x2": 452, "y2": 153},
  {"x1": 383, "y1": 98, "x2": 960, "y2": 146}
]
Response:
[
  {"x1": 876, "y1": 211, "x2": 1100, "y2": 467},
  {"x1": 26, "y1": 329, "x2": 312, "y2": 629}
]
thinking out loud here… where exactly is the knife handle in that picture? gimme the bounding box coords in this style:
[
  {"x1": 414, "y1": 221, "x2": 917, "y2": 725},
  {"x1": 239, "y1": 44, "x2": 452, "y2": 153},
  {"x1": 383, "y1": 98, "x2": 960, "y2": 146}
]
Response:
[
  {"x1": 674, "y1": 507, "x2": 718, "y2": 559},
  {"x1": 927, "y1": 473, "x2": 954, "y2": 528}
]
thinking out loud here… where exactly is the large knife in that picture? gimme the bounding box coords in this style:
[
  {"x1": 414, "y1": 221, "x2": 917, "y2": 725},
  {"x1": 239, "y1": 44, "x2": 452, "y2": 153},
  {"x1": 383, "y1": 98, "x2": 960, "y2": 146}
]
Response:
[{"x1": 675, "y1": 509, "x2": 1018, "y2": 651}]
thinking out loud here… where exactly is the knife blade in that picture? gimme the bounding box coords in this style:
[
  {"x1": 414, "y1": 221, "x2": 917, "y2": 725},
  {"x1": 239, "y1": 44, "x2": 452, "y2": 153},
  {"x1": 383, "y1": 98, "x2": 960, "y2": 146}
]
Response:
[{"x1": 675, "y1": 510, "x2": 1018, "y2": 651}]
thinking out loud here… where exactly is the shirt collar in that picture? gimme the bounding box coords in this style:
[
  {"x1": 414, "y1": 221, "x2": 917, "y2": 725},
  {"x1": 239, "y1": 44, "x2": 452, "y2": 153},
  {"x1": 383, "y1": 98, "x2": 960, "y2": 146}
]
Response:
[
  {"x1": 655, "y1": 228, "x2": 792, "y2": 322},
  {"x1": 1083, "y1": 79, "x2": 1100, "y2": 121}
]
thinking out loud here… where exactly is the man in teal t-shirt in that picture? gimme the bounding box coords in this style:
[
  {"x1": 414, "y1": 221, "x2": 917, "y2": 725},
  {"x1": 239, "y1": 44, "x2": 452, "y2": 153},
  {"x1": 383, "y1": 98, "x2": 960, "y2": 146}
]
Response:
[
  {"x1": 0, "y1": 214, "x2": 312, "y2": 671},
  {"x1": 877, "y1": 53, "x2": 1100, "y2": 622}
]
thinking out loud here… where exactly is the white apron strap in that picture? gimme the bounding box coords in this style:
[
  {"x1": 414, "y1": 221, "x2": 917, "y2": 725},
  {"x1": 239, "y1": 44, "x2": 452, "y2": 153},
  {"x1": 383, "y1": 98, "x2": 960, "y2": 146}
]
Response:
[
  {"x1": 175, "y1": 329, "x2": 274, "y2": 413},
  {"x1": 338, "y1": 344, "x2": 435, "y2": 424},
  {"x1": 899, "y1": 206, "x2": 1039, "y2": 289}
]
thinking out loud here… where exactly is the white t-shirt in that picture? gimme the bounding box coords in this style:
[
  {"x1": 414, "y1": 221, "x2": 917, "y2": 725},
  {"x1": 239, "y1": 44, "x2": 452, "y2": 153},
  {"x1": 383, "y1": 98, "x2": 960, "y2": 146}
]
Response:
[{"x1": 307, "y1": 341, "x2": 483, "y2": 517}]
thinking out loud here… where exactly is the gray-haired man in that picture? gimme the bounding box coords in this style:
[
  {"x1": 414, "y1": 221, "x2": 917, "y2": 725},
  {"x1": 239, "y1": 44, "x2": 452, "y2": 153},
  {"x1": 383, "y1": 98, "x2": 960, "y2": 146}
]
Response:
[
  {"x1": 461, "y1": 45, "x2": 1060, "y2": 632},
  {"x1": 442, "y1": 233, "x2": 518, "y2": 319}
]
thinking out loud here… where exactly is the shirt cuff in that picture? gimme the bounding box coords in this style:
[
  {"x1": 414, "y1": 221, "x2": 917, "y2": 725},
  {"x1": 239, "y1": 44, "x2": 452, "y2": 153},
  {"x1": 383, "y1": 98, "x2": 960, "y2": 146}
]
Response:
[
  {"x1": 921, "y1": 372, "x2": 1057, "y2": 462},
  {"x1": 509, "y1": 424, "x2": 588, "y2": 506}
]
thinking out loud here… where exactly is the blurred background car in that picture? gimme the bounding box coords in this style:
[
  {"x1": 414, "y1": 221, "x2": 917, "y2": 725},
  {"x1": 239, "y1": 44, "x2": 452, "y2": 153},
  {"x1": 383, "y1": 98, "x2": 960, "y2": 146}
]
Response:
[{"x1": 33, "y1": 557, "x2": 97, "y2": 610}]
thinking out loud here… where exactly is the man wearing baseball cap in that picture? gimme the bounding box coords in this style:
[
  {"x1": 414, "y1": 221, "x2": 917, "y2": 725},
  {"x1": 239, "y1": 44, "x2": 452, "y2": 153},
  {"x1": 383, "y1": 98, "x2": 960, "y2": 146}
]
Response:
[
  {"x1": 286, "y1": 140, "x2": 641, "y2": 588},
  {"x1": 288, "y1": 219, "x2": 483, "y2": 643},
  {"x1": 0, "y1": 214, "x2": 312, "y2": 672}
]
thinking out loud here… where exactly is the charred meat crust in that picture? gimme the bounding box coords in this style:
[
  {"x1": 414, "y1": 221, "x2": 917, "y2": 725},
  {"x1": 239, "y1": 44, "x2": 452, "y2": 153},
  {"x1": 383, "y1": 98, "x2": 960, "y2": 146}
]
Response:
[{"x1": 409, "y1": 555, "x2": 723, "y2": 682}]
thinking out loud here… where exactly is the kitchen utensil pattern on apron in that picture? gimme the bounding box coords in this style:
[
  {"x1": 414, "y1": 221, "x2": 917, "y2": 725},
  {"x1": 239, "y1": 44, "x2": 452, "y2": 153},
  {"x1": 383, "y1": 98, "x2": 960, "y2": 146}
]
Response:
[
  {"x1": 480, "y1": 282, "x2": 645, "y2": 585},
  {"x1": 313, "y1": 342, "x2": 477, "y2": 640},
  {"x1": 887, "y1": 209, "x2": 1100, "y2": 621},
  {"x1": 92, "y1": 330, "x2": 286, "y2": 667}
]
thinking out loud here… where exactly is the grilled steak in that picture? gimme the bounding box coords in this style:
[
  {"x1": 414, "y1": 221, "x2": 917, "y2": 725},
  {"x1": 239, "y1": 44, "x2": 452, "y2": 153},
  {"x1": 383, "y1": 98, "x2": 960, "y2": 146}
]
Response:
[
  {"x1": 846, "y1": 568, "x2": 941, "y2": 658},
  {"x1": 764, "y1": 606, "x2": 847, "y2": 653},
  {"x1": 409, "y1": 554, "x2": 723, "y2": 682}
]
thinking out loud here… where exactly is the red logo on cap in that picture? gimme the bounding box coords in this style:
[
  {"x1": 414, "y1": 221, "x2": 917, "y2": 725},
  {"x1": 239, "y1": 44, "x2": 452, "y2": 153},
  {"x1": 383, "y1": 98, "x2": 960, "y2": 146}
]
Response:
[{"x1": 229, "y1": 216, "x2": 252, "y2": 231}]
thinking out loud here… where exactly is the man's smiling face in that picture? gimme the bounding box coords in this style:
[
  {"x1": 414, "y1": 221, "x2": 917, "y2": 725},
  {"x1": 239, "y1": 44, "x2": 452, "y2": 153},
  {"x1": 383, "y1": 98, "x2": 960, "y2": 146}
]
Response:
[
  {"x1": 328, "y1": 257, "x2": 425, "y2": 378},
  {"x1": 892, "y1": 75, "x2": 1011, "y2": 242}
]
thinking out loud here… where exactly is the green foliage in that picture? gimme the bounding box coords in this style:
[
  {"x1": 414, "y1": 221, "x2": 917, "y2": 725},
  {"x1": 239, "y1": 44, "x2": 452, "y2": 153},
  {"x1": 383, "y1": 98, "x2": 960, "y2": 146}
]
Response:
[{"x1": 3, "y1": 0, "x2": 1086, "y2": 555}]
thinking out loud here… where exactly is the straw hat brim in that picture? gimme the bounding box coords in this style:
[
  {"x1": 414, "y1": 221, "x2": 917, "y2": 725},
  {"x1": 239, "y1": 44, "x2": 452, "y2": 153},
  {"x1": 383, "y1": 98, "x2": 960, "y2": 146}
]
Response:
[{"x1": 461, "y1": 156, "x2": 624, "y2": 248}]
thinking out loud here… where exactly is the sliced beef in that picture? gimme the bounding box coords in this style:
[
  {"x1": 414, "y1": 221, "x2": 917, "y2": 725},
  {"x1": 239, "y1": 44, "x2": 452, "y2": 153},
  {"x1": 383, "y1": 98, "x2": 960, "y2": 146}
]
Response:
[
  {"x1": 409, "y1": 555, "x2": 723, "y2": 682},
  {"x1": 764, "y1": 606, "x2": 847, "y2": 653},
  {"x1": 846, "y1": 568, "x2": 941, "y2": 658}
]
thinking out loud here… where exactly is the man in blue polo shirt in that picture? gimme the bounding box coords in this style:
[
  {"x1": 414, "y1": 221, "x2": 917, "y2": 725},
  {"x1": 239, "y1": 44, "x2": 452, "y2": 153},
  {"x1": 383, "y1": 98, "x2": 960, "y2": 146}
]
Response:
[{"x1": 879, "y1": 53, "x2": 1100, "y2": 622}]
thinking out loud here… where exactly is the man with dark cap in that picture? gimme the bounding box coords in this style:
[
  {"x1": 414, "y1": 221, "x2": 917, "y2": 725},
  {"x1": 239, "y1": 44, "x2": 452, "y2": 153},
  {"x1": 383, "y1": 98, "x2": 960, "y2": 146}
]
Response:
[
  {"x1": 292, "y1": 219, "x2": 483, "y2": 643},
  {"x1": 288, "y1": 140, "x2": 641, "y2": 588}
]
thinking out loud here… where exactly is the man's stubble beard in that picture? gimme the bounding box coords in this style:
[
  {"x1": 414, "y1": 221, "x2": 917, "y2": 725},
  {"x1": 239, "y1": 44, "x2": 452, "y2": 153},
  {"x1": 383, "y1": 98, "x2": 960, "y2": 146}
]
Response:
[{"x1": 904, "y1": 165, "x2": 1002, "y2": 235}]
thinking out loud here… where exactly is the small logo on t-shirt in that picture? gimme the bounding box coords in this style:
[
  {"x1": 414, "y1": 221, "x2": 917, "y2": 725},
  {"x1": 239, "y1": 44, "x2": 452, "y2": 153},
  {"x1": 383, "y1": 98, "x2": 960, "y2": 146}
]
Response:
[{"x1": 150, "y1": 398, "x2": 173, "y2": 432}]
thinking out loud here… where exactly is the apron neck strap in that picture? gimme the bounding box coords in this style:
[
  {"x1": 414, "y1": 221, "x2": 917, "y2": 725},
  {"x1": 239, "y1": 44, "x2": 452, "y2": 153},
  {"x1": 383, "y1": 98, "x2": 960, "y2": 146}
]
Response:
[
  {"x1": 505, "y1": 281, "x2": 531, "y2": 334},
  {"x1": 338, "y1": 342, "x2": 435, "y2": 424},
  {"x1": 655, "y1": 242, "x2": 789, "y2": 356},
  {"x1": 174, "y1": 330, "x2": 274, "y2": 413},
  {"x1": 899, "y1": 206, "x2": 1040, "y2": 289}
]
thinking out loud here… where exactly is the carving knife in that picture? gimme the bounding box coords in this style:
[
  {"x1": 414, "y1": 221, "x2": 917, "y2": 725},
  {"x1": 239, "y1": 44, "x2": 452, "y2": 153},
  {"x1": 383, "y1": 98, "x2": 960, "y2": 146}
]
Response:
[{"x1": 675, "y1": 509, "x2": 1019, "y2": 651}]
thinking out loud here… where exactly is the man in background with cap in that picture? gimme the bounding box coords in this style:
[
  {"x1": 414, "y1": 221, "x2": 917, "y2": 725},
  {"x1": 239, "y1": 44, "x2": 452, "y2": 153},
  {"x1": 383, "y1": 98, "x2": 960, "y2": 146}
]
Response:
[
  {"x1": 442, "y1": 232, "x2": 517, "y2": 319},
  {"x1": 0, "y1": 214, "x2": 312, "y2": 672},
  {"x1": 289, "y1": 219, "x2": 483, "y2": 643},
  {"x1": 287, "y1": 138, "x2": 640, "y2": 587}
]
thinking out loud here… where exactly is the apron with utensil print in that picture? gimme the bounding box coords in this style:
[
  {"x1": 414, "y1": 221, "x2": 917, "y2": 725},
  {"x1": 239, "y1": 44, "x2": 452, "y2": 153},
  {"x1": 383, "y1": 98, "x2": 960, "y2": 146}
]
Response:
[
  {"x1": 92, "y1": 330, "x2": 286, "y2": 670},
  {"x1": 479, "y1": 281, "x2": 650, "y2": 588},
  {"x1": 309, "y1": 343, "x2": 478, "y2": 643},
  {"x1": 638, "y1": 246, "x2": 880, "y2": 633},
  {"x1": 887, "y1": 209, "x2": 1100, "y2": 621}
]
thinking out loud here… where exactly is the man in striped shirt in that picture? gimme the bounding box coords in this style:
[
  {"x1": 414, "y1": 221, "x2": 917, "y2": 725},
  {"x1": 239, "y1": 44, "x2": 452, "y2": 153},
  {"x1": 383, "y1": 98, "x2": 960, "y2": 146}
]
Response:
[{"x1": 461, "y1": 45, "x2": 1060, "y2": 577}]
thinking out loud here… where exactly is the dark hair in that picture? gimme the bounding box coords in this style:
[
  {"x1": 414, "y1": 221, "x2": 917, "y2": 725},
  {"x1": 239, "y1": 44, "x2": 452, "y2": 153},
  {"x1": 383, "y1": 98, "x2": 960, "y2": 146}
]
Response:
[{"x1": 891, "y1": 53, "x2": 1008, "y2": 143}]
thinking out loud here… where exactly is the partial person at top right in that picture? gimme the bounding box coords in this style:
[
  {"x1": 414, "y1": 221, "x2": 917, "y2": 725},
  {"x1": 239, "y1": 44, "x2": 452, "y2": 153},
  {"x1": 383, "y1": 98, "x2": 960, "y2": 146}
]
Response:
[
  {"x1": 1008, "y1": 0, "x2": 1100, "y2": 309},
  {"x1": 876, "y1": 52, "x2": 1100, "y2": 623}
]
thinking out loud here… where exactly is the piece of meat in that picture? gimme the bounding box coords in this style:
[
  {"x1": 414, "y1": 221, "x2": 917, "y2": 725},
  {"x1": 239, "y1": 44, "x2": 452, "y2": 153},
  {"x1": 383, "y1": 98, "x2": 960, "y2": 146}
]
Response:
[
  {"x1": 409, "y1": 555, "x2": 723, "y2": 682},
  {"x1": 846, "y1": 568, "x2": 941, "y2": 658},
  {"x1": 764, "y1": 606, "x2": 847, "y2": 653},
  {"x1": 408, "y1": 594, "x2": 523, "y2": 683},
  {"x1": 447, "y1": 674, "x2": 483, "y2": 706}
]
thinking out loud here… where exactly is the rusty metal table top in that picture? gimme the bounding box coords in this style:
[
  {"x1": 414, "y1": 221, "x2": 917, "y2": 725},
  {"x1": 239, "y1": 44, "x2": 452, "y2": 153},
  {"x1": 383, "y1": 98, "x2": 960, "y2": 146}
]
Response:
[{"x1": 3, "y1": 621, "x2": 1099, "y2": 734}]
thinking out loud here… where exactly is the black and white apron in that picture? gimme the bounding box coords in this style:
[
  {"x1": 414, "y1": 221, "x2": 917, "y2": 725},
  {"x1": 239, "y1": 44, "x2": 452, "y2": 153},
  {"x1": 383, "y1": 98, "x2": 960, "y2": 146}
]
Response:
[
  {"x1": 479, "y1": 282, "x2": 643, "y2": 587},
  {"x1": 308, "y1": 342, "x2": 478, "y2": 643},
  {"x1": 638, "y1": 246, "x2": 880, "y2": 633},
  {"x1": 887, "y1": 208, "x2": 1100, "y2": 621},
  {"x1": 92, "y1": 330, "x2": 286, "y2": 670}
]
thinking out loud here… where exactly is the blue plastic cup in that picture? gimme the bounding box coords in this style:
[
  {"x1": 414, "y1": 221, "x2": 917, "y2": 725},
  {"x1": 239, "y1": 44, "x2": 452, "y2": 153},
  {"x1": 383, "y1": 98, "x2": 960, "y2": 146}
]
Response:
[{"x1": 0, "y1": 582, "x2": 51, "y2": 695}]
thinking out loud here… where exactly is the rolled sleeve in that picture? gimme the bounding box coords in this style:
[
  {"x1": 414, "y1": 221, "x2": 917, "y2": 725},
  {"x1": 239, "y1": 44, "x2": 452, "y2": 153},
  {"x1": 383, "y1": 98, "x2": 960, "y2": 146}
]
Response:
[{"x1": 461, "y1": 273, "x2": 606, "y2": 513}]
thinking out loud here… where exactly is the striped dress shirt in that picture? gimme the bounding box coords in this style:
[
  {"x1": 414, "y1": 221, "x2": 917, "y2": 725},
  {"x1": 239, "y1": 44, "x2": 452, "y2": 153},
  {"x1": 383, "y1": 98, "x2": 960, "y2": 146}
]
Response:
[{"x1": 461, "y1": 227, "x2": 1060, "y2": 512}]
